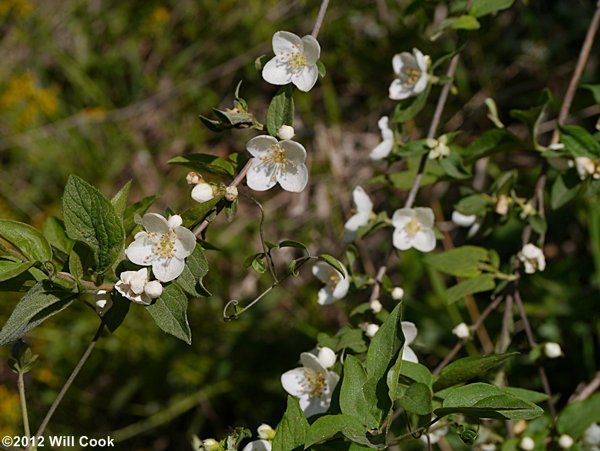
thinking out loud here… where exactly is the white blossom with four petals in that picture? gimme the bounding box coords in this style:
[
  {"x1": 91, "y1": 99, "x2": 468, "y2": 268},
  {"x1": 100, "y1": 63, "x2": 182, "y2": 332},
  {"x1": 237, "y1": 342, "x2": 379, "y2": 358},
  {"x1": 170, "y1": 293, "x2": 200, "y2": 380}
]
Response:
[
  {"x1": 246, "y1": 135, "x2": 308, "y2": 192},
  {"x1": 370, "y1": 116, "x2": 395, "y2": 160},
  {"x1": 389, "y1": 48, "x2": 429, "y2": 100},
  {"x1": 125, "y1": 213, "x2": 196, "y2": 282},
  {"x1": 115, "y1": 268, "x2": 163, "y2": 305},
  {"x1": 344, "y1": 186, "x2": 373, "y2": 242},
  {"x1": 262, "y1": 31, "x2": 321, "y2": 92},
  {"x1": 281, "y1": 351, "x2": 340, "y2": 417},
  {"x1": 312, "y1": 261, "x2": 349, "y2": 305},
  {"x1": 392, "y1": 207, "x2": 437, "y2": 252}
]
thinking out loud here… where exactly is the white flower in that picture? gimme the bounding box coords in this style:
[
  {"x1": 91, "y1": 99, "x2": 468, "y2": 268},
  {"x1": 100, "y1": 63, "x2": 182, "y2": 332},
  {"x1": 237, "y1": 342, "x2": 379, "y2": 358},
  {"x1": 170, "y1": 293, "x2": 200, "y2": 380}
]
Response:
[
  {"x1": 278, "y1": 125, "x2": 295, "y2": 140},
  {"x1": 389, "y1": 48, "x2": 429, "y2": 100},
  {"x1": 115, "y1": 269, "x2": 163, "y2": 305},
  {"x1": 401, "y1": 321, "x2": 419, "y2": 363},
  {"x1": 365, "y1": 323, "x2": 380, "y2": 337},
  {"x1": 225, "y1": 186, "x2": 238, "y2": 202},
  {"x1": 452, "y1": 210, "x2": 476, "y2": 228},
  {"x1": 281, "y1": 352, "x2": 340, "y2": 417},
  {"x1": 344, "y1": 186, "x2": 373, "y2": 242},
  {"x1": 312, "y1": 261, "x2": 349, "y2": 305},
  {"x1": 262, "y1": 31, "x2": 321, "y2": 92},
  {"x1": 370, "y1": 299, "x2": 383, "y2": 313},
  {"x1": 392, "y1": 207, "x2": 436, "y2": 252},
  {"x1": 518, "y1": 243, "x2": 546, "y2": 274},
  {"x1": 391, "y1": 286, "x2": 404, "y2": 300},
  {"x1": 519, "y1": 437, "x2": 535, "y2": 451},
  {"x1": 584, "y1": 423, "x2": 600, "y2": 447},
  {"x1": 95, "y1": 289, "x2": 113, "y2": 316},
  {"x1": 242, "y1": 440, "x2": 272, "y2": 451},
  {"x1": 317, "y1": 347, "x2": 337, "y2": 369},
  {"x1": 544, "y1": 342, "x2": 562, "y2": 359},
  {"x1": 186, "y1": 171, "x2": 202, "y2": 185},
  {"x1": 452, "y1": 322, "x2": 470, "y2": 339},
  {"x1": 420, "y1": 426, "x2": 448, "y2": 445},
  {"x1": 426, "y1": 135, "x2": 450, "y2": 160},
  {"x1": 125, "y1": 213, "x2": 196, "y2": 282},
  {"x1": 191, "y1": 182, "x2": 215, "y2": 203},
  {"x1": 575, "y1": 156, "x2": 600, "y2": 180},
  {"x1": 246, "y1": 135, "x2": 308, "y2": 192},
  {"x1": 370, "y1": 116, "x2": 394, "y2": 160},
  {"x1": 558, "y1": 434, "x2": 574, "y2": 449}
]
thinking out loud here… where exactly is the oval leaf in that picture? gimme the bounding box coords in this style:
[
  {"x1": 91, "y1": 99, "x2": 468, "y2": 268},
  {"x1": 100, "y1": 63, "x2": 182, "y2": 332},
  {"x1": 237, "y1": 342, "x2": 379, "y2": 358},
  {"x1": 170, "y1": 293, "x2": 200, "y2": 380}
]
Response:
[
  {"x1": 0, "y1": 220, "x2": 52, "y2": 262},
  {"x1": 145, "y1": 284, "x2": 191, "y2": 345}
]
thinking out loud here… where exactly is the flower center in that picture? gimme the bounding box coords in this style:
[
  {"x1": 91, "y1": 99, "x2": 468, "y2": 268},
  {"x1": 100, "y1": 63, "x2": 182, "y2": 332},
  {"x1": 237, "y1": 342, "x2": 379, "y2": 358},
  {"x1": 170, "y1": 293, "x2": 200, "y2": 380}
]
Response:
[
  {"x1": 399, "y1": 66, "x2": 422, "y2": 88},
  {"x1": 259, "y1": 143, "x2": 297, "y2": 181},
  {"x1": 328, "y1": 272, "x2": 340, "y2": 287},
  {"x1": 280, "y1": 47, "x2": 307, "y2": 74},
  {"x1": 301, "y1": 368, "x2": 327, "y2": 399},
  {"x1": 147, "y1": 231, "x2": 177, "y2": 261},
  {"x1": 405, "y1": 217, "x2": 421, "y2": 237}
]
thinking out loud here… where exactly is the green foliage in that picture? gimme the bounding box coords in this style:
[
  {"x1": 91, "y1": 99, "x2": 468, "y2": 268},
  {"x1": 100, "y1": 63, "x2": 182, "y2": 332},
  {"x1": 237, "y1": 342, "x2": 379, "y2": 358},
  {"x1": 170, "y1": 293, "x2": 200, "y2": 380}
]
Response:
[
  {"x1": 557, "y1": 392, "x2": 600, "y2": 438},
  {"x1": 272, "y1": 396, "x2": 308, "y2": 451},
  {"x1": 169, "y1": 154, "x2": 236, "y2": 178},
  {"x1": 432, "y1": 353, "x2": 518, "y2": 391},
  {"x1": 424, "y1": 246, "x2": 490, "y2": 278},
  {"x1": 266, "y1": 85, "x2": 294, "y2": 137},
  {"x1": 0, "y1": 219, "x2": 53, "y2": 262},
  {"x1": 145, "y1": 283, "x2": 192, "y2": 345}
]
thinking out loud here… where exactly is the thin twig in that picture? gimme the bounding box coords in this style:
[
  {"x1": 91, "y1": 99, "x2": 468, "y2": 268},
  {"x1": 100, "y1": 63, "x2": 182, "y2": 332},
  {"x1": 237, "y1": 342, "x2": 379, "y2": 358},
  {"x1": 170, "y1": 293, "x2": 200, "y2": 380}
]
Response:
[
  {"x1": 569, "y1": 371, "x2": 600, "y2": 402},
  {"x1": 311, "y1": 0, "x2": 330, "y2": 38},
  {"x1": 18, "y1": 372, "x2": 30, "y2": 438},
  {"x1": 28, "y1": 320, "x2": 105, "y2": 449}
]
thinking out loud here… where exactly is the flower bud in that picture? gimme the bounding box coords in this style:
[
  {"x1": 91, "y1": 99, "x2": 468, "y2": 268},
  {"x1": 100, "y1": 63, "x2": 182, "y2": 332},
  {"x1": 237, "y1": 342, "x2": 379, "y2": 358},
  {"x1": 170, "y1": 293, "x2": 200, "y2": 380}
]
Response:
[
  {"x1": 95, "y1": 289, "x2": 113, "y2": 316},
  {"x1": 558, "y1": 434, "x2": 574, "y2": 449},
  {"x1": 365, "y1": 323, "x2": 380, "y2": 337},
  {"x1": 202, "y1": 438, "x2": 222, "y2": 451},
  {"x1": 144, "y1": 280, "x2": 163, "y2": 299},
  {"x1": 370, "y1": 299, "x2": 383, "y2": 313},
  {"x1": 186, "y1": 171, "x2": 202, "y2": 185},
  {"x1": 584, "y1": 423, "x2": 600, "y2": 446},
  {"x1": 496, "y1": 194, "x2": 510, "y2": 216},
  {"x1": 544, "y1": 342, "x2": 562, "y2": 359},
  {"x1": 452, "y1": 211, "x2": 476, "y2": 227},
  {"x1": 391, "y1": 287, "x2": 404, "y2": 301},
  {"x1": 317, "y1": 347, "x2": 336, "y2": 369},
  {"x1": 225, "y1": 186, "x2": 238, "y2": 202},
  {"x1": 452, "y1": 322, "x2": 470, "y2": 339},
  {"x1": 278, "y1": 125, "x2": 295, "y2": 140},
  {"x1": 257, "y1": 423, "x2": 276, "y2": 440},
  {"x1": 191, "y1": 182, "x2": 215, "y2": 203},
  {"x1": 514, "y1": 420, "x2": 528, "y2": 436},
  {"x1": 519, "y1": 437, "x2": 535, "y2": 451}
]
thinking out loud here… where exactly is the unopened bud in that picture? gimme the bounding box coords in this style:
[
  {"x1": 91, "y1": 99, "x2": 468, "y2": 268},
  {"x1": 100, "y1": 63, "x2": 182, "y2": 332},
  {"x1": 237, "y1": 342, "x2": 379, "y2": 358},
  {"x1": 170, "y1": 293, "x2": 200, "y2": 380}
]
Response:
[
  {"x1": 278, "y1": 125, "x2": 295, "y2": 140},
  {"x1": 452, "y1": 322, "x2": 470, "y2": 339},
  {"x1": 257, "y1": 424, "x2": 276, "y2": 440},
  {"x1": 391, "y1": 287, "x2": 404, "y2": 301},
  {"x1": 544, "y1": 342, "x2": 562, "y2": 359},
  {"x1": 365, "y1": 323, "x2": 380, "y2": 337},
  {"x1": 370, "y1": 299, "x2": 383, "y2": 314},
  {"x1": 519, "y1": 437, "x2": 535, "y2": 451},
  {"x1": 452, "y1": 211, "x2": 476, "y2": 227},
  {"x1": 202, "y1": 438, "x2": 222, "y2": 451},
  {"x1": 496, "y1": 194, "x2": 510, "y2": 216},
  {"x1": 186, "y1": 171, "x2": 203, "y2": 185},
  {"x1": 317, "y1": 347, "x2": 336, "y2": 368},
  {"x1": 95, "y1": 289, "x2": 113, "y2": 316},
  {"x1": 558, "y1": 434, "x2": 574, "y2": 449},
  {"x1": 191, "y1": 182, "x2": 215, "y2": 203},
  {"x1": 225, "y1": 186, "x2": 238, "y2": 202},
  {"x1": 144, "y1": 281, "x2": 163, "y2": 299}
]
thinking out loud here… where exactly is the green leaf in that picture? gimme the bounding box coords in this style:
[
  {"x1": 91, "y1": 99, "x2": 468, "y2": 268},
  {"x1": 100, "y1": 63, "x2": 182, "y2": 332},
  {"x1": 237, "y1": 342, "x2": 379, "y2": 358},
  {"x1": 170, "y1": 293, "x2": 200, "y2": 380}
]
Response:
[
  {"x1": 110, "y1": 180, "x2": 131, "y2": 218},
  {"x1": 433, "y1": 353, "x2": 518, "y2": 391},
  {"x1": 366, "y1": 303, "x2": 404, "y2": 382},
  {"x1": 0, "y1": 260, "x2": 34, "y2": 282},
  {"x1": 278, "y1": 240, "x2": 309, "y2": 252},
  {"x1": 0, "y1": 282, "x2": 76, "y2": 346},
  {"x1": 435, "y1": 383, "x2": 544, "y2": 420},
  {"x1": 42, "y1": 217, "x2": 75, "y2": 255},
  {"x1": 305, "y1": 415, "x2": 382, "y2": 449},
  {"x1": 272, "y1": 396, "x2": 309, "y2": 451},
  {"x1": 266, "y1": 85, "x2": 294, "y2": 137},
  {"x1": 176, "y1": 244, "x2": 210, "y2": 297},
  {"x1": 255, "y1": 54, "x2": 270, "y2": 71},
  {"x1": 557, "y1": 392, "x2": 600, "y2": 438},
  {"x1": 104, "y1": 293, "x2": 131, "y2": 333},
  {"x1": 397, "y1": 382, "x2": 432, "y2": 415},
  {"x1": 397, "y1": 361, "x2": 433, "y2": 387},
  {"x1": 463, "y1": 128, "x2": 518, "y2": 163},
  {"x1": 424, "y1": 246, "x2": 490, "y2": 278},
  {"x1": 123, "y1": 195, "x2": 158, "y2": 236},
  {"x1": 438, "y1": 152, "x2": 471, "y2": 179},
  {"x1": 244, "y1": 253, "x2": 266, "y2": 274},
  {"x1": 68, "y1": 248, "x2": 84, "y2": 280},
  {"x1": 500, "y1": 387, "x2": 549, "y2": 404},
  {"x1": 62, "y1": 175, "x2": 125, "y2": 274},
  {"x1": 169, "y1": 153, "x2": 235, "y2": 177},
  {"x1": 450, "y1": 15, "x2": 480, "y2": 30},
  {"x1": 318, "y1": 327, "x2": 368, "y2": 354},
  {"x1": 528, "y1": 214, "x2": 547, "y2": 236},
  {"x1": 551, "y1": 169, "x2": 582, "y2": 210},
  {"x1": 392, "y1": 83, "x2": 431, "y2": 124},
  {"x1": 560, "y1": 125, "x2": 600, "y2": 159},
  {"x1": 0, "y1": 220, "x2": 52, "y2": 262},
  {"x1": 145, "y1": 284, "x2": 191, "y2": 345},
  {"x1": 199, "y1": 114, "x2": 224, "y2": 132},
  {"x1": 509, "y1": 90, "x2": 552, "y2": 147},
  {"x1": 340, "y1": 355, "x2": 380, "y2": 429},
  {"x1": 470, "y1": 0, "x2": 515, "y2": 17},
  {"x1": 316, "y1": 60, "x2": 327, "y2": 78},
  {"x1": 454, "y1": 194, "x2": 491, "y2": 215},
  {"x1": 317, "y1": 254, "x2": 346, "y2": 277},
  {"x1": 181, "y1": 195, "x2": 223, "y2": 229},
  {"x1": 445, "y1": 274, "x2": 496, "y2": 304}
]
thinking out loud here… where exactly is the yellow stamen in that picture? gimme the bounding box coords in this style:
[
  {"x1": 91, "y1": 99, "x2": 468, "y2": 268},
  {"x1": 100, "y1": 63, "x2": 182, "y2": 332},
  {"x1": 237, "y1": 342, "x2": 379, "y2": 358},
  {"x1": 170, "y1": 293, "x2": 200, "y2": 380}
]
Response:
[
  {"x1": 301, "y1": 368, "x2": 327, "y2": 399},
  {"x1": 405, "y1": 217, "x2": 421, "y2": 236}
]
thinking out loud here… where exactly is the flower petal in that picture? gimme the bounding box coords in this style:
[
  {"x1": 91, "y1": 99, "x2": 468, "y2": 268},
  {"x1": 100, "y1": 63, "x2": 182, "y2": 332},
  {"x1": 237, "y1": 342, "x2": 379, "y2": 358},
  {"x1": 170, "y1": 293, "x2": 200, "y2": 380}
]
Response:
[
  {"x1": 278, "y1": 162, "x2": 308, "y2": 192},
  {"x1": 272, "y1": 31, "x2": 303, "y2": 55},
  {"x1": 300, "y1": 352, "x2": 328, "y2": 373},
  {"x1": 332, "y1": 276, "x2": 349, "y2": 299},
  {"x1": 392, "y1": 53, "x2": 406, "y2": 75},
  {"x1": 402, "y1": 345, "x2": 419, "y2": 363},
  {"x1": 414, "y1": 48, "x2": 428, "y2": 72},
  {"x1": 370, "y1": 139, "x2": 393, "y2": 160},
  {"x1": 262, "y1": 57, "x2": 293, "y2": 86},
  {"x1": 142, "y1": 213, "x2": 170, "y2": 234},
  {"x1": 281, "y1": 367, "x2": 307, "y2": 397},
  {"x1": 412, "y1": 228, "x2": 436, "y2": 252},
  {"x1": 378, "y1": 116, "x2": 394, "y2": 141},
  {"x1": 353, "y1": 186, "x2": 373, "y2": 215},
  {"x1": 282, "y1": 140, "x2": 307, "y2": 163},
  {"x1": 401, "y1": 321, "x2": 418, "y2": 344},
  {"x1": 392, "y1": 208, "x2": 415, "y2": 228},
  {"x1": 413, "y1": 72, "x2": 428, "y2": 95},
  {"x1": 317, "y1": 287, "x2": 336, "y2": 305},
  {"x1": 129, "y1": 268, "x2": 148, "y2": 294},
  {"x1": 392, "y1": 229, "x2": 413, "y2": 251},
  {"x1": 292, "y1": 65, "x2": 319, "y2": 92},
  {"x1": 389, "y1": 79, "x2": 411, "y2": 100},
  {"x1": 152, "y1": 256, "x2": 185, "y2": 282},
  {"x1": 125, "y1": 234, "x2": 153, "y2": 266},
  {"x1": 299, "y1": 396, "x2": 328, "y2": 417},
  {"x1": 301, "y1": 35, "x2": 321, "y2": 65},
  {"x1": 312, "y1": 261, "x2": 333, "y2": 283},
  {"x1": 242, "y1": 440, "x2": 272, "y2": 451},
  {"x1": 174, "y1": 226, "x2": 196, "y2": 258},
  {"x1": 415, "y1": 207, "x2": 435, "y2": 227},
  {"x1": 344, "y1": 212, "x2": 369, "y2": 234},
  {"x1": 247, "y1": 135, "x2": 278, "y2": 158},
  {"x1": 246, "y1": 158, "x2": 278, "y2": 191}
]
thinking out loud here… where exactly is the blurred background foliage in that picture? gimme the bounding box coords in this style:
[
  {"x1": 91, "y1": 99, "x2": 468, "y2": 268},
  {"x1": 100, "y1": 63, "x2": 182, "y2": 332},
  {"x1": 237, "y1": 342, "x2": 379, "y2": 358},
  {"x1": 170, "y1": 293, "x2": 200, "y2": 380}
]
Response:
[{"x1": 0, "y1": 0, "x2": 599, "y2": 449}]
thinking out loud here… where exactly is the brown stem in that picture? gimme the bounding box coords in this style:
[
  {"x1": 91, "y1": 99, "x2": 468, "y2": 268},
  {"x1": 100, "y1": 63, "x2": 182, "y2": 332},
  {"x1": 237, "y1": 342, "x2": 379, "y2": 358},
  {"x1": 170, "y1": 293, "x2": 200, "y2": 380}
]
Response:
[{"x1": 311, "y1": 0, "x2": 330, "y2": 38}]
